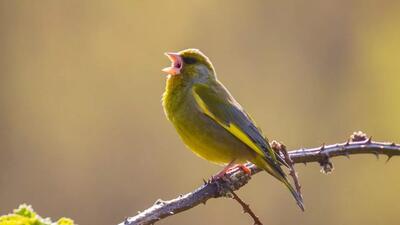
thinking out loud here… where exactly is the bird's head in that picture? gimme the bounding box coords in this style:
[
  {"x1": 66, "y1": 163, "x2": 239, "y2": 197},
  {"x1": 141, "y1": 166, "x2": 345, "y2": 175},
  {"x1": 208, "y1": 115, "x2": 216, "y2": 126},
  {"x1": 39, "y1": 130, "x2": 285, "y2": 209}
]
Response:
[{"x1": 162, "y1": 49, "x2": 216, "y2": 81}]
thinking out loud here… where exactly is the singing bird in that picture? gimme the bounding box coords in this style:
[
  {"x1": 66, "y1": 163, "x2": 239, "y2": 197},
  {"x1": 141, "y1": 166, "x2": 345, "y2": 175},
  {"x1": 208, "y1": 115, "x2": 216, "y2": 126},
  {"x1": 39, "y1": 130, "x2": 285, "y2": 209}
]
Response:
[{"x1": 162, "y1": 49, "x2": 304, "y2": 210}]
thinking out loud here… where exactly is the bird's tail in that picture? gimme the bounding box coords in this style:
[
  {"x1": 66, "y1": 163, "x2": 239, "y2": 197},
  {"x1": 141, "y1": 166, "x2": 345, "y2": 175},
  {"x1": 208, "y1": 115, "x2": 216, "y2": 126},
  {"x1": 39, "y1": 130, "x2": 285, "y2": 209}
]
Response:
[
  {"x1": 253, "y1": 156, "x2": 305, "y2": 211},
  {"x1": 280, "y1": 174, "x2": 304, "y2": 211}
]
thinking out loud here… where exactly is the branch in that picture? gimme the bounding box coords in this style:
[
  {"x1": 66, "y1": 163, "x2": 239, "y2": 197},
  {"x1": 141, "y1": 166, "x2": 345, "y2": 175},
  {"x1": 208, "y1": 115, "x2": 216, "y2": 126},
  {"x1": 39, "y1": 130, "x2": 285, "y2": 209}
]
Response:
[
  {"x1": 271, "y1": 140, "x2": 303, "y2": 202},
  {"x1": 119, "y1": 132, "x2": 400, "y2": 225},
  {"x1": 229, "y1": 190, "x2": 263, "y2": 225}
]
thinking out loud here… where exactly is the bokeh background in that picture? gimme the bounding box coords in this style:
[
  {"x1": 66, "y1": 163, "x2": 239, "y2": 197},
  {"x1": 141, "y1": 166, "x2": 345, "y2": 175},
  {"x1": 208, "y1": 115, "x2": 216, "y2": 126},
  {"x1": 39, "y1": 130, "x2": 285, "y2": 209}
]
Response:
[{"x1": 1, "y1": 1, "x2": 400, "y2": 225}]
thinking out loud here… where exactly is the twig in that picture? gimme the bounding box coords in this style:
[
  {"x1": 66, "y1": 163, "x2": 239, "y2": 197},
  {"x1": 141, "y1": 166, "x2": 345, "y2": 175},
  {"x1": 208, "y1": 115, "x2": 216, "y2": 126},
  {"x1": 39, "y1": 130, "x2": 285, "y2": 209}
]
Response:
[
  {"x1": 271, "y1": 141, "x2": 303, "y2": 202},
  {"x1": 119, "y1": 132, "x2": 400, "y2": 225},
  {"x1": 229, "y1": 190, "x2": 263, "y2": 225}
]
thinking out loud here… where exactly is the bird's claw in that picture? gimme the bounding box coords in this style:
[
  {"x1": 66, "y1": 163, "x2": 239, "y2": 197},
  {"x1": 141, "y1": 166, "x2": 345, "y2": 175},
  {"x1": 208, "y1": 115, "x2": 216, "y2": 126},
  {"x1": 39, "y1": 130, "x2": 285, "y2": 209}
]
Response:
[
  {"x1": 209, "y1": 164, "x2": 251, "y2": 182},
  {"x1": 227, "y1": 164, "x2": 251, "y2": 175}
]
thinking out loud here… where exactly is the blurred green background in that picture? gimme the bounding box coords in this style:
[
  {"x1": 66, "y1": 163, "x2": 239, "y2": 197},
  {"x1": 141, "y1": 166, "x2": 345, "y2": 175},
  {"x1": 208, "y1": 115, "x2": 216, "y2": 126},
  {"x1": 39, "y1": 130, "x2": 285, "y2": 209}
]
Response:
[{"x1": 1, "y1": 1, "x2": 400, "y2": 225}]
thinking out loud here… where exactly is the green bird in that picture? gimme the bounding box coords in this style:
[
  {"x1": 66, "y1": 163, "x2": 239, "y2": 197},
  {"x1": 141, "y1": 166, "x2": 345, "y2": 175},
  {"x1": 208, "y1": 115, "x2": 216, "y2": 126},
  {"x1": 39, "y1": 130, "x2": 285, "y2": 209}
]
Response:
[{"x1": 162, "y1": 48, "x2": 304, "y2": 210}]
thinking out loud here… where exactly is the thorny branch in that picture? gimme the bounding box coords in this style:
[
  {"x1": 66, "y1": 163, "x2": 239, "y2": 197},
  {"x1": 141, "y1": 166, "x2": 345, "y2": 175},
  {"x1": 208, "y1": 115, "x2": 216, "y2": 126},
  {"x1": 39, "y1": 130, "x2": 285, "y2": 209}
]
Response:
[
  {"x1": 119, "y1": 132, "x2": 400, "y2": 225},
  {"x1": 229, "y1": 190, "x2": 263, "y2": 225},
  {"x1": 271, "y1": 141, "x2": 303, "y2": 202}
]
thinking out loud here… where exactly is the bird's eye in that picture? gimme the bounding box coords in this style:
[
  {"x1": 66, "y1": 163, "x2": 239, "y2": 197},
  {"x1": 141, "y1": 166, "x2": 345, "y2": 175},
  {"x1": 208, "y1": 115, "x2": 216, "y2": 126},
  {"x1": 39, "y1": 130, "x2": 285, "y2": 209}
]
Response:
[{"x1": 183, "y1": 57, "x2": 197, "y2": 65}]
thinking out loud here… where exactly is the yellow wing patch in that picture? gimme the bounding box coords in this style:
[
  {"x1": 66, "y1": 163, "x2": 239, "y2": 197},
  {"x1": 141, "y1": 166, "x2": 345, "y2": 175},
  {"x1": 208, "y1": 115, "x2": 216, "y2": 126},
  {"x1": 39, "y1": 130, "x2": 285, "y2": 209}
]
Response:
[
  {"x1": 228, "y1": 123, "x2": 266, "y2": 157},
  {"x1": 193, "y1": 90, "x2": 266, "y2": 157}
]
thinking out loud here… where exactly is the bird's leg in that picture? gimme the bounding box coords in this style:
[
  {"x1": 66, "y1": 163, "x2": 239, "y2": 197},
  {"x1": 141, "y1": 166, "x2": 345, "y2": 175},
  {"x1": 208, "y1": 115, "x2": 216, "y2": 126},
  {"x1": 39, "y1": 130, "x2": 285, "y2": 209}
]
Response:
[
  {"x1": 227, "y1": 164, "x2": 251, "y2": 175},
  {"x1": 211, "y1": 160, "x2": 236, "y2": 181},
  {"x1": 211, "y1": 161, "x2": 251, "y2": 181}
]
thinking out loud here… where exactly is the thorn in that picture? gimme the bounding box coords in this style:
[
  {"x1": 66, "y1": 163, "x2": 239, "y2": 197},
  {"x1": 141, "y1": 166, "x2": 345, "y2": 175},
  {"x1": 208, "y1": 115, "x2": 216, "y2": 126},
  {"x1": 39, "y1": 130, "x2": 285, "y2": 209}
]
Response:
[
  {"x1": 345, "y1": 139, "x2": 350, "y2": 146},
  {"x1": 390, "y1": 142, "x2": 396, "y2": 146},
  {"x1": 386, "y1": 155, "x2": 393, "y2": 163},
  {"x1": 202, "y1": 200, "x2": 207, "y2": 205},
  {"x1": 372, "y1": 151, "x2": 379, "y2": 160},
  {"x1": 366, "y1": 136, "x2": 372, "y2": 144},
  {"x1": 154, "y1": 199, "x2": 164, "y2": 205},
  {"x1": 319, "y1": 143, "x2": 326, "y2": 152},
  {"x1": 202, "y1": 178, "x2": 208, "y2": 185},
  {"x1": 344, "y1": 151, "x2": 350, "y2": 159}
]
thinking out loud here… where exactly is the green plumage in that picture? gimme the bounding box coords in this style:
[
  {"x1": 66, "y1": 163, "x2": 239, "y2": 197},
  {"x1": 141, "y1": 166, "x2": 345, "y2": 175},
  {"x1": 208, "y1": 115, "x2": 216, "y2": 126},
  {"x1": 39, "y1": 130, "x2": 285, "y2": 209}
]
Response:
[{"x1": 162, "y1": 49, "x2": 304, "y2": 210}]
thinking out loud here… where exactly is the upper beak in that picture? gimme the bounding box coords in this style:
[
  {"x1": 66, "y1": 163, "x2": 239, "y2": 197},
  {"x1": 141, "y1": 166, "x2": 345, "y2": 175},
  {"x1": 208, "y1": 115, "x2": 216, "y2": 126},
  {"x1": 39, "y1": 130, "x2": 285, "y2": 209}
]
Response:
[{"x1": 162, "y1": 52, "x2": 182, "y2": 75}]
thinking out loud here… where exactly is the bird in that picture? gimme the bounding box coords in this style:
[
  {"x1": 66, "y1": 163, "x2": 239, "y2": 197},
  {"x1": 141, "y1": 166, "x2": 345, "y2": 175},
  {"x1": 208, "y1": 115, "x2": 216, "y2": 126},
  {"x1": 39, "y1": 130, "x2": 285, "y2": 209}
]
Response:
[{"x1": 161, "y1": 48, "x2": 304, "y2": 210}]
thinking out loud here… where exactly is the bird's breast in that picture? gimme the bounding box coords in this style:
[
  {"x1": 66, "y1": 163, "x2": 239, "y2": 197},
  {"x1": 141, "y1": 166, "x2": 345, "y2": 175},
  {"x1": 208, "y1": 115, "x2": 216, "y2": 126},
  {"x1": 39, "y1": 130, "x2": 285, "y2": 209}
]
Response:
[{"x1": 162, "y1": 77, "x2": 193, "y2": 120}]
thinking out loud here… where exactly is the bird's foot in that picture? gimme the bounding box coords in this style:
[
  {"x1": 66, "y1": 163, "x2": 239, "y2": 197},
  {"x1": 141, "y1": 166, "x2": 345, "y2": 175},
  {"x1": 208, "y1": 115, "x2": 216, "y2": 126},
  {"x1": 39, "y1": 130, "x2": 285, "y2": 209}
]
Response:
[
  {"x1": 210, "y1": 169, "x2": 230, "y2": 182},
  {"x1": 227, "y1": 164, "x2": 251, "y2": 175},
  {"x1": 210, "y1": 164, "x2": 251, "y2": 182}
]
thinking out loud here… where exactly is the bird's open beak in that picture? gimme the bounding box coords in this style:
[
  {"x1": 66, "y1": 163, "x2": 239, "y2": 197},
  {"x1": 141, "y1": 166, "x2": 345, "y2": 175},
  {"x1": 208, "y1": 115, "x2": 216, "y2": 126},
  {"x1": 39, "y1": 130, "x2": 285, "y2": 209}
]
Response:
[{"x1": 162, "y1": 52, "x2": 182, "y2": 75}]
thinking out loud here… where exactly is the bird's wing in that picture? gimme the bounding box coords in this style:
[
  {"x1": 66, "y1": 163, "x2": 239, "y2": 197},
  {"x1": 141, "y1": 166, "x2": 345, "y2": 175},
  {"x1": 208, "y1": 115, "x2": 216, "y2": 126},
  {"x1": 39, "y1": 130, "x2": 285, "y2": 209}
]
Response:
[{"x1": 192, "y1": 83, "x2": 287, "y2": 167}]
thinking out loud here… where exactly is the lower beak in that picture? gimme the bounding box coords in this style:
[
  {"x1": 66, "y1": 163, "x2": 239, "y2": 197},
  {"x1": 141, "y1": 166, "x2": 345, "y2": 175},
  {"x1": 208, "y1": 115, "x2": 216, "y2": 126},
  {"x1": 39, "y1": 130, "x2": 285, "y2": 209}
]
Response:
[{"x1": 162, "y1": 52, "x2": 182, "y2": 75}]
